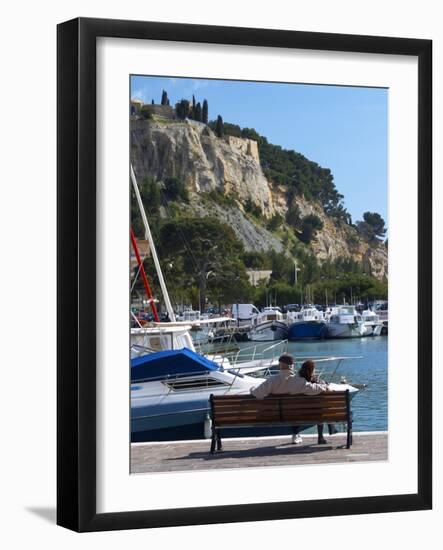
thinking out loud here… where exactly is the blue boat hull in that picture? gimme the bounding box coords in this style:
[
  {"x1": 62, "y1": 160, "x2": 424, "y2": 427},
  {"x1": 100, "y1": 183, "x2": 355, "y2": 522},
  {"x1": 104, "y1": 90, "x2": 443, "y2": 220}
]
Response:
[{"x1": 288, "y1": 322, "x2": 327, "y2": 340}]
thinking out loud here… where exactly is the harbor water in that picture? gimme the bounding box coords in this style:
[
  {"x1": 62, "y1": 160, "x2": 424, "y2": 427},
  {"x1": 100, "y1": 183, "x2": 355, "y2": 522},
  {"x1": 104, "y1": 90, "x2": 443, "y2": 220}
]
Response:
[{"x1": 237, "y1": 335, "x2": 388, "y2": 432}]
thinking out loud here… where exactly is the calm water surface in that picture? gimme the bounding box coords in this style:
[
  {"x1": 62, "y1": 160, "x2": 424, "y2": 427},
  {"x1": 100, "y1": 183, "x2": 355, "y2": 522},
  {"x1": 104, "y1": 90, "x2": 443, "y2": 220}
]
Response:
[{"x1": 237, "y1": 336, "x2": 388, "y2": 432}]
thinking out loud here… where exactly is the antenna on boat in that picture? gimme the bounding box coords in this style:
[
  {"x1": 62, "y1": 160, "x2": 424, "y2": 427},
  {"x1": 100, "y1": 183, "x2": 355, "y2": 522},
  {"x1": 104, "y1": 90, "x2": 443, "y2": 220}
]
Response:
[{"x1": 130, "y1": 164, "x2": 176, "y2": 322}]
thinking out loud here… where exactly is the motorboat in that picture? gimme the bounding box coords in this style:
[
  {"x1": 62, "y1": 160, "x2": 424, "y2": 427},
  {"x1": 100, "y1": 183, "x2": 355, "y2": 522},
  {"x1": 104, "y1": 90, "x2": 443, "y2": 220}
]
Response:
[
  {"x1": 131, "y1": 347, "x2": 266, "y2": 441},
  {"x1": 371, "y1": 301, "x2": 388, "y2": 334},
  {"x1": 325, "y1": 305, "x2": 365, "y2": 338},
  {"x1": 131, "y1": 322, "x2": 196, "y2": 357},
  {"x1": 361, "y1": 309, "x2": 384, "y2": 336},
  {"x1": 287, "y1": 306, "x2": 327, "y2": 340},
  {"x1": 249, "y1": 307, "x2": 289, "y2": 341}
]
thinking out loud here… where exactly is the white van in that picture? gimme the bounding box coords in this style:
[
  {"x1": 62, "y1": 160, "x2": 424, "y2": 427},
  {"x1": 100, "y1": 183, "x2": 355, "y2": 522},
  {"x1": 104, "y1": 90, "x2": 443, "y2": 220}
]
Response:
[{"x1": 231, "y1": 303, "x2": 260, "y2": 322}]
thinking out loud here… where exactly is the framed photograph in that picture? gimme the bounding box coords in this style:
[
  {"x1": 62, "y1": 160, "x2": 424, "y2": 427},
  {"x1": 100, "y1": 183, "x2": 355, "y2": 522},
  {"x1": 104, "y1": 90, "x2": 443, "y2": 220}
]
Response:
[{"x1": 57, "y1": 17, "x2": 432, "y2": 532}]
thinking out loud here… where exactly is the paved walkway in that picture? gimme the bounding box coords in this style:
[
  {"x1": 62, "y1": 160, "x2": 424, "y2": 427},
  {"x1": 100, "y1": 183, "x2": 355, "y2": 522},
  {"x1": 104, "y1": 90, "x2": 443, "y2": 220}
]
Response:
[{"x1": 131, "y1": 431, "x2": 388, "y2": 474}]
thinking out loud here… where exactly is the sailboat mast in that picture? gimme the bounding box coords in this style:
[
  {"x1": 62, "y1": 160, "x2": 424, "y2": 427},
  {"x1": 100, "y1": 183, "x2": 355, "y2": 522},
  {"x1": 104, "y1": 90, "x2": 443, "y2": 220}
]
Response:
[{"x1": 130, "y1": 164, "x2": 176, "y2": 322}]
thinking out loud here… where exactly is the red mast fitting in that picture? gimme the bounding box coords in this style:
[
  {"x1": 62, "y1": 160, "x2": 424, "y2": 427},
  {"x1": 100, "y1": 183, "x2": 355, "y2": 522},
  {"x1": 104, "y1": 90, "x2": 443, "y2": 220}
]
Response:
[{"x1": 130, "y1": 228, "x2": 160, "y2": 322}]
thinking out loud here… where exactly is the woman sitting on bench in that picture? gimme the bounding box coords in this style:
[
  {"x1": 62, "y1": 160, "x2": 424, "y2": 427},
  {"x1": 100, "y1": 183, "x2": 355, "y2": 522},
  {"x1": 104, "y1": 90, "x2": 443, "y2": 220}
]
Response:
[
  {"x1": 298, "y1": 360, "x2": 338, "y2": 444},
  {"x1": 250, "y1": 354, "x2": 329, "y2": 445}
]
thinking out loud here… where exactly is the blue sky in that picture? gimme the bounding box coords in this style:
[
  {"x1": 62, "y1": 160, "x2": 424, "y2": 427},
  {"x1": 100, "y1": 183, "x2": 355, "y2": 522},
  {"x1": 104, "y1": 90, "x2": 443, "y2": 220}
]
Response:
[{"x1": 131, "y1": 75, "x2": 387, "y2": 225}]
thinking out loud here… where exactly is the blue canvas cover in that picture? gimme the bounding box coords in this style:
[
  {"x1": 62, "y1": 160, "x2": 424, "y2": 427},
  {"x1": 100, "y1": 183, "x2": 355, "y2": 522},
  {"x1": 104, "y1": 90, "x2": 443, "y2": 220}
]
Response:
[{"x1": 131, "y1": 347, "x2": 220, "y2": 382}]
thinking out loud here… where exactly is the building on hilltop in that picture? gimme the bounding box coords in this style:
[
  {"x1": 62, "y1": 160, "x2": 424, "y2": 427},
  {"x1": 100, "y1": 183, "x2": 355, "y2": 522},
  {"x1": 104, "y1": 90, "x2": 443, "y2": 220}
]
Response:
[
  {"x1": 130, "y1": 98, "x2": 144, "y2": 115},
  {"x1": 130, "y1": 98, "x2": 176, "y2": 119}
]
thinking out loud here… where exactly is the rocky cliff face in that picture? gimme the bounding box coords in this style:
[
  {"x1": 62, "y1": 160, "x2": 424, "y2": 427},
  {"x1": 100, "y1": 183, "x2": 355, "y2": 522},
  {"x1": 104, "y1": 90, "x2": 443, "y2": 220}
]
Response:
[
  {"x1": 274, "y1": 192, "x2": 388, "y2": 279},
  {"x1": 131, "y1": 118, "x2": 388, "y2": 280},
  {"x1": 131, "y1": 118, "x2": 274, "y2": 216}
]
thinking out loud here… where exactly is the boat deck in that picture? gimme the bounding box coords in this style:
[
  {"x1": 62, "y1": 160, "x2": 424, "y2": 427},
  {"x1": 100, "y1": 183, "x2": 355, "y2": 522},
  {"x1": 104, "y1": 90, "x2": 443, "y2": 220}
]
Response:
[{"x1": 131, "y1": 431, "x2": 387, "y2": 474}]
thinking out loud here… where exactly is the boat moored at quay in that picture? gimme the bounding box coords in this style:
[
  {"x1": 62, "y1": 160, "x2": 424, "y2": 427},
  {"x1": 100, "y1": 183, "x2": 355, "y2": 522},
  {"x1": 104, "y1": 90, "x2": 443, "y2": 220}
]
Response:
[
  {"x1": 249, "y1": 306, "x2": 289, "y2": 342},
  {"x1": 325, "y1": 305, "x2": 366, "y2": 338},
  {"x1": 287, "y1": 306, "x2": 327, "y2": 340}
]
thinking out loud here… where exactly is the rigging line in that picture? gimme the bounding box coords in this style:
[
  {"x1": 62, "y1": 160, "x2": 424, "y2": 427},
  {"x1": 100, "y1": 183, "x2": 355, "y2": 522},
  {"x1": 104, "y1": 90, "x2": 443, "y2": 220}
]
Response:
[{"x1": 131, "y1": 263, "x2": 143, "y2": 293}]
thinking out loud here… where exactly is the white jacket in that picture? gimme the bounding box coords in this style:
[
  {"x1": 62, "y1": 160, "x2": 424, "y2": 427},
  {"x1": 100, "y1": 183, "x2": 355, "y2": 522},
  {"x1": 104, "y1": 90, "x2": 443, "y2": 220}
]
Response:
[{"x1": 251, "y1": 370, "x2": 328, "y2": 400}]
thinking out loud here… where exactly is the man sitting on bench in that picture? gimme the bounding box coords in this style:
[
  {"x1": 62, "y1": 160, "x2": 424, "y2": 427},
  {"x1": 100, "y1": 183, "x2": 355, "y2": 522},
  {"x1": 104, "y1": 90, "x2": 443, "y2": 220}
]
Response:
[{"x1": 250, "y1": 353, "x2": 330, "y2": 445}]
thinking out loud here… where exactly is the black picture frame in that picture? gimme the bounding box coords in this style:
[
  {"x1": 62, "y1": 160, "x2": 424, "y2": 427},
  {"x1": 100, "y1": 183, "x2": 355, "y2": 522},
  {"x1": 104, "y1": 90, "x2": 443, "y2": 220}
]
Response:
[{"x1": 57, "y1": 17, "x2": 432, "y2": 532}]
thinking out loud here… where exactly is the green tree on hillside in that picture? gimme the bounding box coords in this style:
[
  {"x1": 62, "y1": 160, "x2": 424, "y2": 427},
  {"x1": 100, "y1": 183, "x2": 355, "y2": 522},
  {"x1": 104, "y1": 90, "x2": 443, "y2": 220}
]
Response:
[
  {"x1": 356, "y1": 211, "x2": 387, "y2": 243},
  {"x1": 162, "y1": 177, "x2": 189, "y2": 203},
  {"x1": 285, "y1": 203, "x2": 302, "y2": 230},
  {"x1": 215, "y1": 115, "x2": 224, "y2": 138},
  {"x1": 175, "y1": 99, "x2": 191, "y2": 119},
  {"x1": 161, "y1": 90, "x2": 168, "y2": 105},
  {"x1": 130, "y1": 176, "x2": 161, "y2": 237},
  {"x1": 159, "y1": 218, "x2": 247, "y2": 312},
  {"x1": 140, "y1": 106, "x2": 152, "y2": 120},
  {"x1": 202, "y1": 99, "x2": 208, "y2": 124},
  {"x1": 267, "y1": 213, "x2": 284, "y2": 232},
  {"x1": 195, "y1": 102, "x2": 202, "y2": 122},
  {"x1": 298, "y1": 214, "x2": 324, "y2": 244}
]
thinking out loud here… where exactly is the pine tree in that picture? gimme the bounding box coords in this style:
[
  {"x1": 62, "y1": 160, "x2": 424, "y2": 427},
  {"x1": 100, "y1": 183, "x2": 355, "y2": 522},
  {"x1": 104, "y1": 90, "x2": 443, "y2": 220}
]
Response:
[
  {"x1": 202, "y1": 99, "x2": 208, "y2": 124},
  {"x1": 215, "y1": 115, "x2": 224, "y2": 137}
]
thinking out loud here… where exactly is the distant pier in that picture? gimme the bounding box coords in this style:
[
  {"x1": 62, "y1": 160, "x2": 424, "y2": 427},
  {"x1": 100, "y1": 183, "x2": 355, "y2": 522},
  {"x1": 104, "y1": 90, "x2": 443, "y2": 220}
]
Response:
[{"x1": 131, "y1": 431, "x2": 388, "y2": 474}]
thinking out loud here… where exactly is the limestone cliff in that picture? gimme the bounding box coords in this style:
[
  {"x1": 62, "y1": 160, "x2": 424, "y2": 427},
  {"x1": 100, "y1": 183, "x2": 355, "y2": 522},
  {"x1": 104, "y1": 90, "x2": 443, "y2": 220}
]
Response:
[
  {"x1": 131, "y1": 117, "x2": 387, "y2": 280},
  {"x1": 131, "y1": 118, "x2": 274, "y2": 216}
]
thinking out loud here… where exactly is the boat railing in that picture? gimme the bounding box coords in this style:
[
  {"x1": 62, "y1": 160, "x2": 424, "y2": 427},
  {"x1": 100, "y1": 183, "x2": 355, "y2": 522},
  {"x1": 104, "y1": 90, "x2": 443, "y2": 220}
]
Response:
[
  {"x1": 131, "y1": 354, "x2": 364, "y2": 395},
  {"x1": 227, "y1": 340, "x2": 288, "y2": 368},
  {"x1": 133, "y1": 370, "x2": 230, "y2": 388}
]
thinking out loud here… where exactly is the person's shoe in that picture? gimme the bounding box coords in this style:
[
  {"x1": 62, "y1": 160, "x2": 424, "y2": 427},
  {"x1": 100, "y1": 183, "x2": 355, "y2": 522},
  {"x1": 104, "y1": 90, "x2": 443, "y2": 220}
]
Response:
[
  {"x1": 292, "y1": 434, "x2": 302, "y2": 445},
  {"x1": 318, "y1": 437, "x2": 328, "y2": 444}
]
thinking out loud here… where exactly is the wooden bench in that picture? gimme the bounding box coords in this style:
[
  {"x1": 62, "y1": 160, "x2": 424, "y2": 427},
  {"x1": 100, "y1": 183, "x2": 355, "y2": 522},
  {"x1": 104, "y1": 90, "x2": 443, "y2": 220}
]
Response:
[{"x1": 209, "y1": 390, "x2": 353, "y2": 453}]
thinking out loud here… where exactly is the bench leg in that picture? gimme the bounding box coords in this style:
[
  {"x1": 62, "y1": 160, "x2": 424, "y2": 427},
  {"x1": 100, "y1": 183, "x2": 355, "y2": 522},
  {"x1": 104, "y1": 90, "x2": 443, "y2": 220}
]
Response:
[
  {"x1": 216, "y1": 429, "x2": 222, "y2": 451},
  {"x1": 347, "y1": 416, "x2": 353, "y2": 449},
  {"x1": 210, "y1": 428, "x2": 216, "y2": 454}
]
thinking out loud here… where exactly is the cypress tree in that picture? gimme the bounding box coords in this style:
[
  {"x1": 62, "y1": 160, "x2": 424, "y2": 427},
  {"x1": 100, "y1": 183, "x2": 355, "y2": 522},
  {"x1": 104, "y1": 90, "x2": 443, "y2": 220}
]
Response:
[
  {"x1": 151, "y1": 99, "x2": 154, "y2": 104},
  {"x1": 161, "y1": 90, "x2": 168, "y2": 105},
  {"x1": 195, "y1": 102, "x2": 202, "y2": 122},
  {"x1": 175, "y1": 102, "x2": 183, "y2": 119},
  {"x1": 215, "y1": 115, "x2": 224, "y2": 137},
  {"x1": 202, "y1": 99, "x2": 208, "y2": 124},
  {"x1": 175, "y1": 99, "x2": 190, "y2": 119}
]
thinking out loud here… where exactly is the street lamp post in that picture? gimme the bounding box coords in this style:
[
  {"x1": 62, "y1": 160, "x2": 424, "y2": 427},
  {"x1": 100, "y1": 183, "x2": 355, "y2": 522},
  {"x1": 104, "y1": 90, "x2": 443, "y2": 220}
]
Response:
[{"x1": 294, "y1": 260, "x2": 301, "y2": 286}]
